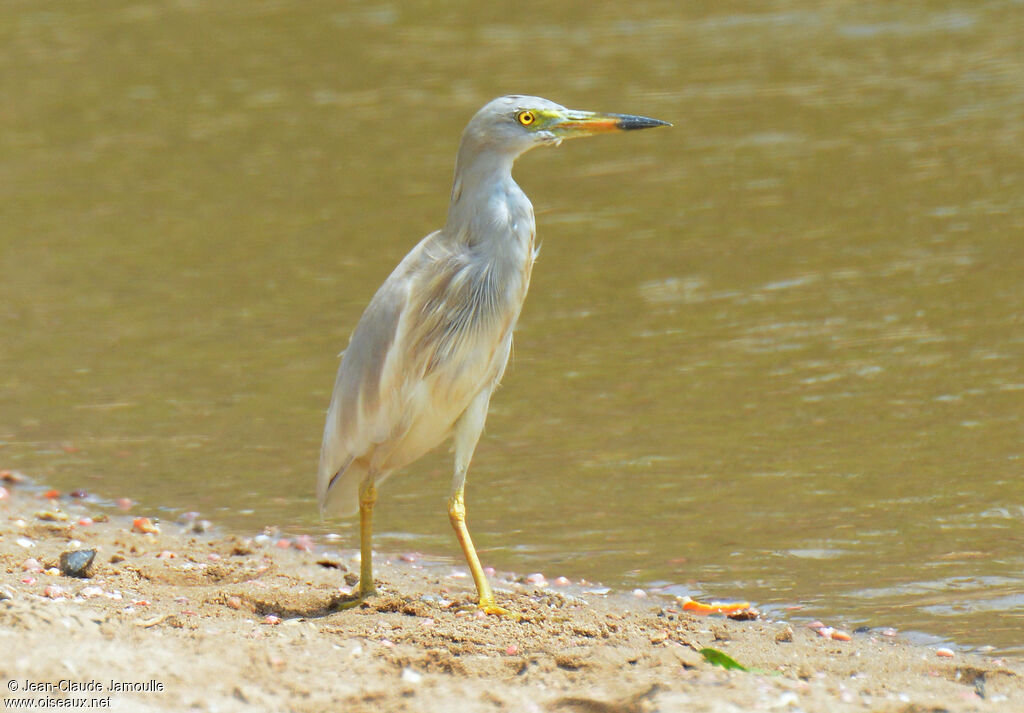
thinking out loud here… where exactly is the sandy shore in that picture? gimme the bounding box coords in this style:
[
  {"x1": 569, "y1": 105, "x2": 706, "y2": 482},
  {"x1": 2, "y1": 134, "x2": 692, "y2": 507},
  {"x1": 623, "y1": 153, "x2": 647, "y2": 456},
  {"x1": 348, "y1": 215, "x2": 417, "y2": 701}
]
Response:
[{"x1": 0, "y1": 473, "x2": 1020, "y2": 712}]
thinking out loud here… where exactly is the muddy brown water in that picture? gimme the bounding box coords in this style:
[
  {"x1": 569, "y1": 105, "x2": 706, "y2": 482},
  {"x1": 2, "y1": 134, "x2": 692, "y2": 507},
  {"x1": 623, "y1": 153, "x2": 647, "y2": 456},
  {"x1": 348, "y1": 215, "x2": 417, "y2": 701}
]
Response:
[{"x1": 2, "y1": 2, "x2": 1022, "y2": 653}]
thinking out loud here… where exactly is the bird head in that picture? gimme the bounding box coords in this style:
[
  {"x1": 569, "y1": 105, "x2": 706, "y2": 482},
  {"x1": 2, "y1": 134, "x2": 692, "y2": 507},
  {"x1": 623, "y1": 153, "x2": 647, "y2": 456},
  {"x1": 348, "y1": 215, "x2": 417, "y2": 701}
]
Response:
[{"x1": 462, "y1": 95, "x2": 670, "y2": 160}]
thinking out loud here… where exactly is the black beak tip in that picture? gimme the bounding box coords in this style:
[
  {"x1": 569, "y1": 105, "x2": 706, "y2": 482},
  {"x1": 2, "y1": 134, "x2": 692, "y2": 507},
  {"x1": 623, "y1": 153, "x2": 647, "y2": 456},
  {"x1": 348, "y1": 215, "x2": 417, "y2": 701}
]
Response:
[{"x1": 613, "y1": 114, "x2": 672, "y2": 131}]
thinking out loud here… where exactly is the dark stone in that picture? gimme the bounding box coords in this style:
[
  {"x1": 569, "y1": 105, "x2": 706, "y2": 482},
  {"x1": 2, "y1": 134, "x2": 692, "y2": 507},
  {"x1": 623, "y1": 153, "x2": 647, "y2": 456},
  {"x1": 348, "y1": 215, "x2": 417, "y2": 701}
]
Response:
[{"x1": 60, "y1": 549, "x2": 96, "y2": 578}]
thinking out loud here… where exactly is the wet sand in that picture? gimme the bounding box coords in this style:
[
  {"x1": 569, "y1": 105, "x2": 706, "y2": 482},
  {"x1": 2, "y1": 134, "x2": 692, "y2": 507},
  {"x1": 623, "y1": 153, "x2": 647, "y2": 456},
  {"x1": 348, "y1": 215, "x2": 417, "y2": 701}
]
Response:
[{"x1": 1, "y1": 474, "x2": 1020, "y2": 712}]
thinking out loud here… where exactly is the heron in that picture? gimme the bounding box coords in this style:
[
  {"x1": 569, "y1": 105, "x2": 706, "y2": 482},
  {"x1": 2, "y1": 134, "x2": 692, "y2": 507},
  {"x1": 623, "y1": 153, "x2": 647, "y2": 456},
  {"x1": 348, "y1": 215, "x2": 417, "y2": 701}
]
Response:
[{"x1": 317, "y1": 95, "x2": 669, "y2": 614}]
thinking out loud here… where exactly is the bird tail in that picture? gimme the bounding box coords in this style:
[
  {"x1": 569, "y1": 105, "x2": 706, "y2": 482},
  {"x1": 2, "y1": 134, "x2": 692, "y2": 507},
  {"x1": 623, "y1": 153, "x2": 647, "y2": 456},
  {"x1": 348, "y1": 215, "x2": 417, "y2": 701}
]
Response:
[
  {"x1": 317, "y1": 458, "x2": 395, "y2": 520},
  {"x1": 317, "y1": 455, "x2": 363, "y2": 519}
]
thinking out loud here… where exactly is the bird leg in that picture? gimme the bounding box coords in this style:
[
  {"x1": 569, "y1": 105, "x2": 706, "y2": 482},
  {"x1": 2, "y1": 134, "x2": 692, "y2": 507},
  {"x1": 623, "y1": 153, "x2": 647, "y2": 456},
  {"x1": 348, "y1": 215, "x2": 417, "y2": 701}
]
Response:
[
  {"x1": 448, "y1": 486, "x2": 509, "y2": 616},
  {"x1": 336, "y1": 479, "x2": 378, "y2": 610},
  {"x1": 357, "y1": 479, "x2": 378, "y2": 597}
]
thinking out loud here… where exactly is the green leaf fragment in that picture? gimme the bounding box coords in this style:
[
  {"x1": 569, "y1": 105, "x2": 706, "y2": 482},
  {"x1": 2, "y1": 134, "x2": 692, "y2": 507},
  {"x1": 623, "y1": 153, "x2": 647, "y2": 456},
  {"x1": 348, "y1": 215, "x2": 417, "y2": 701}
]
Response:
[{"x1": 699, "y1": 647, "x2": 748, "y2": 671}]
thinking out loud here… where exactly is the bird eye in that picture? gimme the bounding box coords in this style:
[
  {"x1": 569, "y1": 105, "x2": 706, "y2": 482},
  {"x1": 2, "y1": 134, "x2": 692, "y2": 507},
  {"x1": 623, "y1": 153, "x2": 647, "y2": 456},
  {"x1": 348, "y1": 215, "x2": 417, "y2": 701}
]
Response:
[{"x1": 517, "y1": 111, "x2": 536, "y2": 126}]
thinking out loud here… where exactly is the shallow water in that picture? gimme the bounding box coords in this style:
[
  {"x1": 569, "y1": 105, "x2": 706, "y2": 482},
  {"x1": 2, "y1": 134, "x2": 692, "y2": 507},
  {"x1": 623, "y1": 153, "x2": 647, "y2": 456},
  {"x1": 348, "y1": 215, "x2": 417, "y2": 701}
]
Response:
[{"x1": 2, "y1": 1, "x2": 1022, "y2": 653}]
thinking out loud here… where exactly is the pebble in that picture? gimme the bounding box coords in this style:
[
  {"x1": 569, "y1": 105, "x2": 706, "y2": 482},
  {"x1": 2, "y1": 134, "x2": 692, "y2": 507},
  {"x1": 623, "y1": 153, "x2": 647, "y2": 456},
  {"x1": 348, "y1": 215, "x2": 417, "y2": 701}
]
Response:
[
  {"x1": 43, "y1": 489, "x2": 60, "y2": 499},
  {"x1": 43, "y1": 585, "x2": 65, "y2": 599},
  {"x1": 0, "y1": 486, "x2": 8, "y2": 500},
  {"x1": 400, "y1": 552, "x2": 419, "y2": 563},
  {"x1": 21, "y1": 577, "x2": 36, "y2": 585},
  {"x1": 1, "y1": 470, "x2": 26, "y2": 484},
  {"x1": 207, "y1": 553, "x2": 221, "y2": 562},
  {"x1": 882, "y1": 628, "x2": 898, "y2": 637},
  {"x1": 400, "y1": 667, "x2": 422, "y2": 684},
  {"x1": 553, "y1": 576, "x2": 571, "y2": 586},
  {"x1": 16, "y1": 537, "x2": 35, "y2": 549},
  {"x1": 505, "y1": 645, "x2": 519, "y2": 656},
  {"x1": 830, "y1": 630, "x2": 852, "y2": 642},
  {"x1": 79, "y1": 585, "x2": 120, "y2": 598},
  {"x1": 116, "y1": 498, "x2": 134, "y2": 511},
  {"x1": 59, "y1": 549, "x2": 97, "y2": 578},
  {"x1": 292, "y1": 535, "x2": 315, "y2": 552},
  {"x1": 483, "y1": 566, "x2": 495, "y2": 576},
  {"x1": 632, "y1": 589, "x2": 647, "y2": 598},
  {"x1": 191, "y1": 520, "x2": 212, "y2": 534},
  {"x1": 70, "y1": 489, "x2": 88, "y2": 499},
  {"x1": 263, "y1": 615, "x2": 281, "y2": 625},
  {"x1": 156, "y1": 550, "x2": 177, "y2": 559},
  {"x1": 525, "y1": 573, "x2": 547, "y2": 586},
  {"x1": 936, "y1": 648, "x2": 955, "y2": 658},
  {"x1": 773, "y1": 692, "x2": 800, "y2": 708},
  {"x1": 226, "y1": 596, "x2": 244, "y2": 610},
  {"x1": 276, "y1": 539, "x2": 292, "y2": 549},
  {"x1": 21, "y1": 558, "x2": 43, "y2": 573}
]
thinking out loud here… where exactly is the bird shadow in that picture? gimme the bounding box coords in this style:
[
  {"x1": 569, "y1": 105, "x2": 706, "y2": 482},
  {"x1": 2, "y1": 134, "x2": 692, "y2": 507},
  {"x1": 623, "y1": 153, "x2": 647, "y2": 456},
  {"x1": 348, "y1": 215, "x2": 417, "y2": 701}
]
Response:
[{"x1": 236, "y1": 586, "x2": 426, "y2": 621}]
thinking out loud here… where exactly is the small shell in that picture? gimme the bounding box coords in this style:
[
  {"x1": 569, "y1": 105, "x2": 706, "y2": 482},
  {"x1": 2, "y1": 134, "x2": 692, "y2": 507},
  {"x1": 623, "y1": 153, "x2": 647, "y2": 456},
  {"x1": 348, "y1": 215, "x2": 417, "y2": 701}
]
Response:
[{"x1": 132, "y1": 517, "x2": 160, "y2": 534}]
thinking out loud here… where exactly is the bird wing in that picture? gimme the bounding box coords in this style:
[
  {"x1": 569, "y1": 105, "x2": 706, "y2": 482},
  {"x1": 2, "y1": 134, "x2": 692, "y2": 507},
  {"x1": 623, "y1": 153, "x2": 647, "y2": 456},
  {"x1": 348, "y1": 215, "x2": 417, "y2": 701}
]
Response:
[
  {"x1": 318, "y1": 229, "x2": 521, "y2": 517},
  {"x1": 317, "y1": 230, "x2": 469, "y2": 515},
  {"x1": 316, "y1": 234, "x2": 428, "y2": 515}
]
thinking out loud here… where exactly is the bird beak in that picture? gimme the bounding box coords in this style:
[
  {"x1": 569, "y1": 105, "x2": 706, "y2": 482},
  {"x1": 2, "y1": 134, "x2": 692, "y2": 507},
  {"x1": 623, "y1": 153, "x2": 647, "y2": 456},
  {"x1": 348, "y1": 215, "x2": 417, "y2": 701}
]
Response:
[{"x1": 552, "y1": 109, "x2": 671, "y2": 138}]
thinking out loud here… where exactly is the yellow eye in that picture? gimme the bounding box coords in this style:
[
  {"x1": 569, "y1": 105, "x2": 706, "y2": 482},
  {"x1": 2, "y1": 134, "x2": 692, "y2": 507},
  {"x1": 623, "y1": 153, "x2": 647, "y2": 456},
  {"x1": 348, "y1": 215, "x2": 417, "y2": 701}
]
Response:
[{"x1": 517, "y1": 110, "x2": 536, "y2": 126}]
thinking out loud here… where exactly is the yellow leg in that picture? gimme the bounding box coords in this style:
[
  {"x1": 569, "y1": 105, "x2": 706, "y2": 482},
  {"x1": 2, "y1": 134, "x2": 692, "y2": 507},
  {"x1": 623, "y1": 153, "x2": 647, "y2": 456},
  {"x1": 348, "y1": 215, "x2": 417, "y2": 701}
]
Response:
[
  {"x1": 448, "y1": 486, "x2": 509, "y2": 616},
  {"x1": 357, "y1": 480, "x2": 378, "y2": 597},
  {"x1": 337, "y1": 480, "x2": 377, "y2": 610}
]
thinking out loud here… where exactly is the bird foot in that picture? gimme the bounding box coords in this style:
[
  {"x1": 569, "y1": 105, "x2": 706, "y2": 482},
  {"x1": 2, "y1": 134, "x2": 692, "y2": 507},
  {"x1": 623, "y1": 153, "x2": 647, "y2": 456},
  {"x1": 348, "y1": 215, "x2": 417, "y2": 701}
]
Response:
[
  {"x1": 477, "y1": 600, "x2": 520, "y2": 620},
  {"x1": 333, "y1": 585, "x2": 376, "y2": 611}
]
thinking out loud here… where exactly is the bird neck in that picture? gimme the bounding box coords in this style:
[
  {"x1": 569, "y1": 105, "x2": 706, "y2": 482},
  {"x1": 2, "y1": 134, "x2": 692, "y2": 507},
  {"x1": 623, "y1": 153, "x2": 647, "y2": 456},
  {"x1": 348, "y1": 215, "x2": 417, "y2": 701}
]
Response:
[{"x1": 444, "y1": 145, "x2": 532, "y2": 249}]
